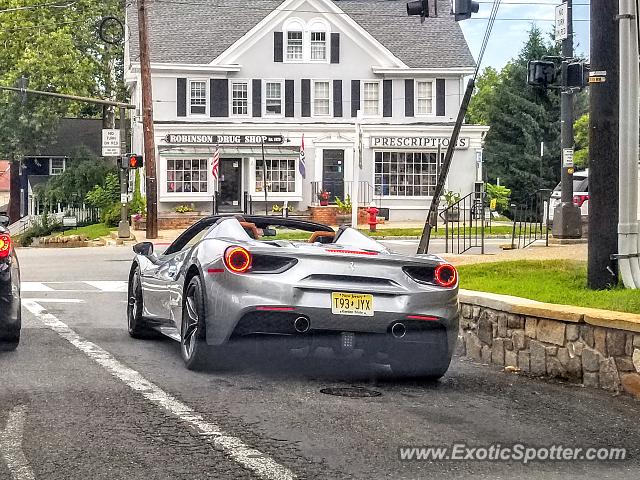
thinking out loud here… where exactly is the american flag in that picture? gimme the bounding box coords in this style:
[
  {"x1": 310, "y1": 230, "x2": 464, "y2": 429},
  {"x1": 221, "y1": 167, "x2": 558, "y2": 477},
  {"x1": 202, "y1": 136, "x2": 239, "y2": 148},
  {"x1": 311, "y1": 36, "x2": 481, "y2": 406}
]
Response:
[{"x1": 211, "y1": 145, "x2": 220, "y2": 180}]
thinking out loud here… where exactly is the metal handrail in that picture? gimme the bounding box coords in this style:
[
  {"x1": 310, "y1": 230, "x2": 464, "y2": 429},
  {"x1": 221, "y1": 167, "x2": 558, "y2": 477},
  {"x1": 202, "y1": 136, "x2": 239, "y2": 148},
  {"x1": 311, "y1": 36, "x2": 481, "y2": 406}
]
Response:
[
  {"x1": 439, "y1": 190, "x2": 486, "y2": 254},
  {"x1": 509, "y1": 189, "x2": 552, "y2": 249}
]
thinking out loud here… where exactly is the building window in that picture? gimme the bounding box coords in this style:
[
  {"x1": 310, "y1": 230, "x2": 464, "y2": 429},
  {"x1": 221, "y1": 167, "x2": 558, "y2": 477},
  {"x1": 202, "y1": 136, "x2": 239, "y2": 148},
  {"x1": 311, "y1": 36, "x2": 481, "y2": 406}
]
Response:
[
  {"x1": 256, "y1": 159, "x2": 296, "y2": 193},
  {"x1": 363, "y1": 81, "x2": 380, "y2": 116},
  {"x1": 265, "y1": 81, "x2": 283, "y2": 115},
  {"x1": 231, "y1": 82, "x2": 249, "y2": 116},
  {"x1": 189, "y1": 80, "x2": 207, "y2": 115},
  {"x1": 50, "y1": 158, "x2": 65, "y2": 175},
  {"x1": 166, "y1": 158, "x2": 209, "y2": 193},
  {"x1": 416, "y1": 80, "x2": 434, "y2": 115},
  {"x1": 286, "y1": 31, "x2": 303, "y2": 61},
  {"x1": 310, "y1": 32, "x2": 326, "y2": 61},
  {"x1": 313, "y1": 81, "x2": 330, "y2": 116},
  {"x1": 374, "y1": 151, "x2": 443, "y2": 197}
]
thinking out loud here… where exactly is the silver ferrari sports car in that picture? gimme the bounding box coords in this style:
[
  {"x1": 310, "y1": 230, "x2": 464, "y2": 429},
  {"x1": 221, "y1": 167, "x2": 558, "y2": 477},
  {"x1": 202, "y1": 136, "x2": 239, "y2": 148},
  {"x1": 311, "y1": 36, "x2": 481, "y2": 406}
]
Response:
[{"x1": 127, "y1": 215, "x2": 459, "y2": 378}]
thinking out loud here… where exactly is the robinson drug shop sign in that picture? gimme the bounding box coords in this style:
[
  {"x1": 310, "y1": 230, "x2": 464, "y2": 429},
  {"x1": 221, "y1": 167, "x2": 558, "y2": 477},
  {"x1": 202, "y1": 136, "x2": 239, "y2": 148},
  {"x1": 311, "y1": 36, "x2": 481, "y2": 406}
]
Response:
[{"x1": 165, "y1": 134, "x2": 284, "y2": 145}]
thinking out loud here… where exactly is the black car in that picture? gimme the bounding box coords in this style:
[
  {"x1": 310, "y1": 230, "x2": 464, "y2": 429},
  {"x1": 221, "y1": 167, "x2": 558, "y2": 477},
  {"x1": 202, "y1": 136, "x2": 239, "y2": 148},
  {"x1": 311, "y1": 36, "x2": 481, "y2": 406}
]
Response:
[{"x1": 0, "y1": 214, "x2": 20, "y2": 350}]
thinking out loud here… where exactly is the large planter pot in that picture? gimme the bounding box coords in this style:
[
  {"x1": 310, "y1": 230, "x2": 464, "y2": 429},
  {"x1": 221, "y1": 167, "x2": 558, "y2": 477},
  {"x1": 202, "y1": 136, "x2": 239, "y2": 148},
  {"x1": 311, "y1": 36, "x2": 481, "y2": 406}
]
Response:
[{"x1": 336, "y1": 213, "x2": 351, "y2": 225}]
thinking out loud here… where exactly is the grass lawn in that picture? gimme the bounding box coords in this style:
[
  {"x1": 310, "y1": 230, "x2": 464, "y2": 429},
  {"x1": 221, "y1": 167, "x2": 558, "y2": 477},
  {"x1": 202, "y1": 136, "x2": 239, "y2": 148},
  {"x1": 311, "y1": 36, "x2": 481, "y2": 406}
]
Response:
[
  {"x1": 360, "y1": 225, "x2": 514, "y2": 238},
  {"x1": 60, "y1": 223, "x2": 115, "y2": 240},
  {"x1": 270, "y1": 225, "x2": 515, "y2": 241},
  {"x1": 457, "y1": 260, "x2": 640, "y2": 314}
]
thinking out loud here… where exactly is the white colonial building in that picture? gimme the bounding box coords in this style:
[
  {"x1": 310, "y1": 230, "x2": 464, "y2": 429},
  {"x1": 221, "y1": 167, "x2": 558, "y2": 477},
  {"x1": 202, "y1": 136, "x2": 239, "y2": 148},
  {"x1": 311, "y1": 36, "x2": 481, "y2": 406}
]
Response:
[{"x1": 125, "y1": 0, "x2": 488, "y2": 220}]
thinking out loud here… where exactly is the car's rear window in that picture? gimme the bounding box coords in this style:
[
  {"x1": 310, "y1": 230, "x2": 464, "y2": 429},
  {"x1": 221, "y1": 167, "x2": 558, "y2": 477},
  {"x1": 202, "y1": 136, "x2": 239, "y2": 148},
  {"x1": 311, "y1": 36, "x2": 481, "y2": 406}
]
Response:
[{"x1": 553, "y1": 176, "x2": 588, "y2": 193}]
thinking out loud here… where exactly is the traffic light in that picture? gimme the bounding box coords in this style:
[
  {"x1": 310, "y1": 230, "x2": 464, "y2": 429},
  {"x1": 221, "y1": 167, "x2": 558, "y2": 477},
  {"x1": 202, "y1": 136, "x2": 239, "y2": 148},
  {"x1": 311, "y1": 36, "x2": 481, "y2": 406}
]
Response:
[
  {"x1": 527, "y1": 60, "x2": 557, "y2": 87},
  {"x1": 407, "y1": 0, "x2": 430, "y2": 21},
  {"x1": 119, "y1": 154, "x2": 143, "y2": 169},
  {"x1": 451, "y1": 0, "x2": 479, "y2": 21},
  {"x1": 128, "y1": 154, "x2": 143, "y2": 169},
  {"x1": 566, "y1": 62, "x2": 588, "y2": 88}
]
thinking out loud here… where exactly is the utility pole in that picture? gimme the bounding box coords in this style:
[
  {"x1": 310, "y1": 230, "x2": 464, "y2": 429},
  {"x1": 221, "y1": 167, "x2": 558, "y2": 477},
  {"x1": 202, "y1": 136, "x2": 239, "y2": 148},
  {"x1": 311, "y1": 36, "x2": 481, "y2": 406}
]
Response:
[
  {"x1": 117, "y1": 107, "x2": 130, "y2": 239},
  {"x1": 552, "y1": 0, "x2": 582, "y2": 239},
  {"x1": 587, "y1": 0, "x2": 619, "y2": 289},
  {"x1": 138, "y1": 0, "x2": 158, "y2": 239}
]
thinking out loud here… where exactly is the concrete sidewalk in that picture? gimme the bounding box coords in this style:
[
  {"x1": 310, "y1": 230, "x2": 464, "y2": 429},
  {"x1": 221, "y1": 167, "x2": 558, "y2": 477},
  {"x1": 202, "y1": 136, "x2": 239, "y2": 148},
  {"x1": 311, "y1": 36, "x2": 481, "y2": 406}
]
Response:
[{"x1": 442, "y1": 242, "x2": 587, "y2": 266}]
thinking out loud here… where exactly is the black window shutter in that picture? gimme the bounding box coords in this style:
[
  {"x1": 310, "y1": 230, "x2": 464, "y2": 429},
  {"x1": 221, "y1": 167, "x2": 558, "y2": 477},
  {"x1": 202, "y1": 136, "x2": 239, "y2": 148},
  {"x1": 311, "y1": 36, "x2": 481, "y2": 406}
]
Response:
[
  {"x1": 177, "y1": 78, "x2": 187, "y2": 117},
  {"x1": 333, "y1": 80, "x2": 342, "y2": 117},
  {"x1": 383, "y1": 80, "x2": 392, "y2": 117},
  {"x1": 436, "y1": 78, "x2": 446, "y2": 116},
  {"x1": 274, "y1": 32, "x2": 283, "y2": 62},
  {"x1": 330, "y1": 33, "x2": 340, "y2": 64},
  {"x1": 404, "y1": 79, "x2": 414, "y2": 117},
  {"x1": 350, "y1": 80, "x2": 360, "y2": 117},
  {"x1": 301, "y1": 79, "x2": 311, "y2": 117},
  {"x1": 252, "y1": 79, "x2": 261, "y2": 117},
  {"x1": 210, "y1": 79, "x2": 228, "y2": 117},
  {"x1": 285, "y1": 80, "x2": 294, "y2": 117}
]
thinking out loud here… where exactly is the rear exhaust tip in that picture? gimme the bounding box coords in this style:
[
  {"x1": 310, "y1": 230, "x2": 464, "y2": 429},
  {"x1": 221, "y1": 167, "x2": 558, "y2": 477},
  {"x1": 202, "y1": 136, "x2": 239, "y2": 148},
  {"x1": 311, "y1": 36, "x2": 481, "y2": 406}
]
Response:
[
  {"x1": 294, "y1": 316, "x2": 310, "y2": 333},
  {"x1": 391, "y1": 322, "x2": 407, "y2": 339}
]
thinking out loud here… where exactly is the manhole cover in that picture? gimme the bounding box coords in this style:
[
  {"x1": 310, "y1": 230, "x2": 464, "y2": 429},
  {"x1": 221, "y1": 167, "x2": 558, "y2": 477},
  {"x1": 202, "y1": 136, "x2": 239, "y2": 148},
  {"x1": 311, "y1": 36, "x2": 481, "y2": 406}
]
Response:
[{"x1": 320, "y1": 386, "x2": 382, "y2": 398}]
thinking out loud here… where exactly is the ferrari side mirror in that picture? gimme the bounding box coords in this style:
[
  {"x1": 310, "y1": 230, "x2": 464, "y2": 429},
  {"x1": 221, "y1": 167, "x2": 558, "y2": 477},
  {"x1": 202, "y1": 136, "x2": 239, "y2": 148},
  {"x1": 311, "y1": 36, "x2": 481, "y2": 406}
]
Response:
[
  {"x1": 133, "y1": 242, "x2": 154, "y2": 256},
  {"x1": 262, "y1": 227, "x2": 277, "y2": 237},
  {"x1": 0, "y1": 215, "x2": 9, "y2": 227}
]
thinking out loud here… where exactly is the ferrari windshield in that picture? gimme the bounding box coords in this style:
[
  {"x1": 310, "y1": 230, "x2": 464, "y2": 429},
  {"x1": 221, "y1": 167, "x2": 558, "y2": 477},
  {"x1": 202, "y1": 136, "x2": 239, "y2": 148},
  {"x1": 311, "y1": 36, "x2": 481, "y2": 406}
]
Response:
[{"x1": 335, "y1": 227, "x2": 388, "y2": 253}]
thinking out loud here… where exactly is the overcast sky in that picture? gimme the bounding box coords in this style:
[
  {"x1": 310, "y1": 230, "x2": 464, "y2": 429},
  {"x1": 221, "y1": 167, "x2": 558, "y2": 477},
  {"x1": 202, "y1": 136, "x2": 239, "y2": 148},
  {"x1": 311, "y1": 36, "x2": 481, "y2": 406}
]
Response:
[{"x1": 459, "y1": 1, "x2": 591, "y2": 71}]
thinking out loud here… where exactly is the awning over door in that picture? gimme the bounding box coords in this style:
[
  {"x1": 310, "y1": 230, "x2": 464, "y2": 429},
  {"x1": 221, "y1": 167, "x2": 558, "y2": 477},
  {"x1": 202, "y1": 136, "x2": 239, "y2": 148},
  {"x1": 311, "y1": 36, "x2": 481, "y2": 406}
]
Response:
[{"x1": 159, "y1": 146, "x2": 299, "y2": 158}]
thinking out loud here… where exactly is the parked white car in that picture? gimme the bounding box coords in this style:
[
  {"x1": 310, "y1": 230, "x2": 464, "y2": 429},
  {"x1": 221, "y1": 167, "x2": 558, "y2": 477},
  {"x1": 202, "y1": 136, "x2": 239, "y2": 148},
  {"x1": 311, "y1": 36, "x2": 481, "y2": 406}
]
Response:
[{"x1": 548, "y1": 170, "x2": 589, "y2": 223}]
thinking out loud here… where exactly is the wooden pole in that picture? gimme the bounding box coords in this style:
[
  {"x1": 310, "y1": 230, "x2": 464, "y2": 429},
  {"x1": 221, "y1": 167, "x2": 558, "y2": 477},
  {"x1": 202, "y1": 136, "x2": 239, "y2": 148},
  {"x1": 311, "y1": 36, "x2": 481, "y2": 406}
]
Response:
[{"x1": 138, "y1": 0, "x2": 158, "y2": 239}]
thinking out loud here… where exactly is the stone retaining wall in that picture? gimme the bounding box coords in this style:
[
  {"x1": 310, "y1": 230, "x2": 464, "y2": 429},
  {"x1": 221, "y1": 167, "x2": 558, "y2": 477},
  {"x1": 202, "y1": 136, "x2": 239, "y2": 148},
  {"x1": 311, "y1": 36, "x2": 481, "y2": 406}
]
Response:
[{"x1": 458, "y1": 290, "x2": 640, "y2": 399}]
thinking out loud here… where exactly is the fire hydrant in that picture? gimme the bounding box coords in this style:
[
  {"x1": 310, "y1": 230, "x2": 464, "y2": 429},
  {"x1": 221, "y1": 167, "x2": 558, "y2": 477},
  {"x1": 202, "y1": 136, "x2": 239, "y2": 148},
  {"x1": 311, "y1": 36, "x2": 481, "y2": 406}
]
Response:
[{"x1": 366, "y1": 203, "x2": 379, "y2": 232}]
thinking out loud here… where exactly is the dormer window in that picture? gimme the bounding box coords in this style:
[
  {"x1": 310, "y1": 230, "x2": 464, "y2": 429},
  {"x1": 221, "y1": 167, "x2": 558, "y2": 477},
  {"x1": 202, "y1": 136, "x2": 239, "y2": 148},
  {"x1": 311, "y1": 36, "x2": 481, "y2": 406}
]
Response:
[
  {"x1": 286, "y1": 31, "x2": 303, "y2": 61},
  {"x1": 310, "y1": 32, "x2": 326, "y2": 61}
]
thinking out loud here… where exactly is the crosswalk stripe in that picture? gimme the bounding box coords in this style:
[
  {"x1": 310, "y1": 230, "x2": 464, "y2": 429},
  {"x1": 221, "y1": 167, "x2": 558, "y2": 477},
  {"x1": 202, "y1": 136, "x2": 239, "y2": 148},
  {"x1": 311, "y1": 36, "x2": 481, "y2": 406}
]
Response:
[
  {"x1": 20, "y1": 282, "x2": 54, "y2": 292},
  {"x1": 84, "y1": 281, "x2": 128, "y2": 293}
]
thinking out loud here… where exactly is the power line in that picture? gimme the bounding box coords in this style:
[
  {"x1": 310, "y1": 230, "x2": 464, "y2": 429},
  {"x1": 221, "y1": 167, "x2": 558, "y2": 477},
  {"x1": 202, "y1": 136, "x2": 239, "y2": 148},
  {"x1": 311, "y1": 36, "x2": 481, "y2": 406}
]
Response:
[
  {"x1": 0, "y1": 1, "x2": 77, "y2": 14},
  {"x1": 149, "y1": 0, "x2": 589, "y2": 22}
]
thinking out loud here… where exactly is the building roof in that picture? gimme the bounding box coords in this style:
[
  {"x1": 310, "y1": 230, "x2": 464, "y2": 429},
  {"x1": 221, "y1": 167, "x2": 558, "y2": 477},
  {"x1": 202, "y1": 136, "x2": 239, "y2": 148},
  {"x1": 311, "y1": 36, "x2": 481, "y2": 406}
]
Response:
[
  {"x1": 25, "y1": 118, "x2": 103, "y2": 158},
  {"x1": 0, "y1": 160, "x2": 10, "y2": 192},
  {"x1": 127, "y1": 0, "x2": 475, "y2": 69}
]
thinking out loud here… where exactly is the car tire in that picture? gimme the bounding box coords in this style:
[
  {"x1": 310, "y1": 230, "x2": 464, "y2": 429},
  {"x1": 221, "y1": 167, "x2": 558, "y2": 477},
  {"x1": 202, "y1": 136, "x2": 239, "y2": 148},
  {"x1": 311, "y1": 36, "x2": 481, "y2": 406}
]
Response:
[
  {"x1": 0, "y1": 334, "x2": 19, "y2": 351},
  {"x1": 127, "y1": 266, "x2": 159, "y2": 339},
  {"x1": 390, "y1": 343, "x2": 452, "y2": 380},
  {"x1": 180, "y1": 275, "x2": 212, "y2": 370}
]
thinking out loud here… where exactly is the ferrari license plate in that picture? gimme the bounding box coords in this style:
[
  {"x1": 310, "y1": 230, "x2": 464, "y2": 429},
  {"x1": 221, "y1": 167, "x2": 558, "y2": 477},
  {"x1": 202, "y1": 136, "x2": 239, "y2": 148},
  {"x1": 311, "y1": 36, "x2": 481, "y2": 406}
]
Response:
[{"x1": 331, "y1": 292, "x2": 374, "y2": 316}]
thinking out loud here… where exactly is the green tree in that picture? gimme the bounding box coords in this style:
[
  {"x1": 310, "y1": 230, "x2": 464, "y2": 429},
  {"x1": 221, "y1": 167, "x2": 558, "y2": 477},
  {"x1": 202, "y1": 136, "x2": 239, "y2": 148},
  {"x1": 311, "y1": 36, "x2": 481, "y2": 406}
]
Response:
[
  {"x1": 573, "y1": 113, "x2": 589, "y2": 168},
  {"x1": 35, "y1": 146, "x2": 115, "y2": 208},
  {"x1": 467, "y1": 66, "x2": 500, "y2": 125},
  {"x1": 481, "y1": 26, "x2": 562, "y2": 204},
  {"x1": 0, "y1": 0, "x2": 125, "y2": 161}
]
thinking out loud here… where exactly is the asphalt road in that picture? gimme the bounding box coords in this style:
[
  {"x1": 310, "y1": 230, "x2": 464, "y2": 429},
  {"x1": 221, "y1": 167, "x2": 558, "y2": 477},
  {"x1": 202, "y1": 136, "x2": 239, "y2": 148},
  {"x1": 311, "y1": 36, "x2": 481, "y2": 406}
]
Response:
[{"x1": 1, "y1": 246, "x2": 639, "y2": 480}]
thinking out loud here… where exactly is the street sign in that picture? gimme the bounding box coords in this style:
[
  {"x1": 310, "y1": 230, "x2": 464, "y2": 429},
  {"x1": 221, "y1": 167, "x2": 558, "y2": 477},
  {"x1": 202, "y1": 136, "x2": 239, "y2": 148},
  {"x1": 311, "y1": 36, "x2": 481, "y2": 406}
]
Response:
[
  {"x1": 102, "y1": 129, "x2": 121, "y2": 157},
  {"x1": 555, "y1": 3, "x2": 568, "y2": 41},
  {"x1": 562, "y1": 148, "x2": 574, "y2": 168}
]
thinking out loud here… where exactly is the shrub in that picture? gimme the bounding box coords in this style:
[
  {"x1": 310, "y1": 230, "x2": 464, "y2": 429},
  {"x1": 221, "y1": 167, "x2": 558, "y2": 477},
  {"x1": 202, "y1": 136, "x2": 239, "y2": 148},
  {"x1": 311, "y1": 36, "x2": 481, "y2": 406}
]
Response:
[
  {"x1": 101, "y1": 203, "x2": 122, "y2": 227},
  {"x1": 485, "y1": 183, "x2": 512, "y2": 214},
  {"x1": 334, "y1": 195, "x2": 352, "y2": 214}
]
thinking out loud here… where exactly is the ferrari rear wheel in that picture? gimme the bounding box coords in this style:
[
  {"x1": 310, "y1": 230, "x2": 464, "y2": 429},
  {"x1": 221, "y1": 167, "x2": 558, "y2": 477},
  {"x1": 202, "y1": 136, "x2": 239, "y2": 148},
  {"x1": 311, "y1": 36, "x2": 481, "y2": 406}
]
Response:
[
  {"x1": 181, "y1": 275, "x2": 211, "y2": 370},
  {"x1": 0, "y1": 332, "x2": 19, "y2": 351},
  {"x1": 127, "y1": 267, "x2": 158, "y2": 339}
]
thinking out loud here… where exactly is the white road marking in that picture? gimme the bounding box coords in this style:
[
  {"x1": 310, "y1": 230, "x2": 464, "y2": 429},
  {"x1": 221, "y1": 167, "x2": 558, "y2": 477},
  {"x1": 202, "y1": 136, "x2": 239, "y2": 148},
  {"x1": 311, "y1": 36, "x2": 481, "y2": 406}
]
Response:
[
  {"x1": 21, "y1": 298, "x2": 84, "y2": 304},
  {"x1": 20, "y1": 282, "x2": 53, "y2": 292},
  {"x1": 84, "y1": 281, "x2": 128, "y2": 293},
  {"x1": 20, "y1": 281, "x2": 128, "y2": 293},
  {"x1": 0, "y1": 405, "x2": 36, "y2": 480},
  {"x1": 22, "y1": 300, "x2": 296, "y2": 480}
]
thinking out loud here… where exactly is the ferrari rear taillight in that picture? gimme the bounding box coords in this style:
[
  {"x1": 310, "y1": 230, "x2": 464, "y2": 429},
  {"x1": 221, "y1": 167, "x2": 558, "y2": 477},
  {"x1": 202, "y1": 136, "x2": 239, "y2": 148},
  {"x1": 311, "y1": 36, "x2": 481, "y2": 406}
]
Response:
[
  {"x1": 0, "y1": 233, "x2": 11, "y2": 258},
  {"x1": 434, "y1": 264, "x2": 458, "y2": 288},
  {"x1": 573, "y1": 194, "x2": 589, "y2": 207},
  {"x1": 224, "y1": 246, "x2": 252, "y2": 273}
]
